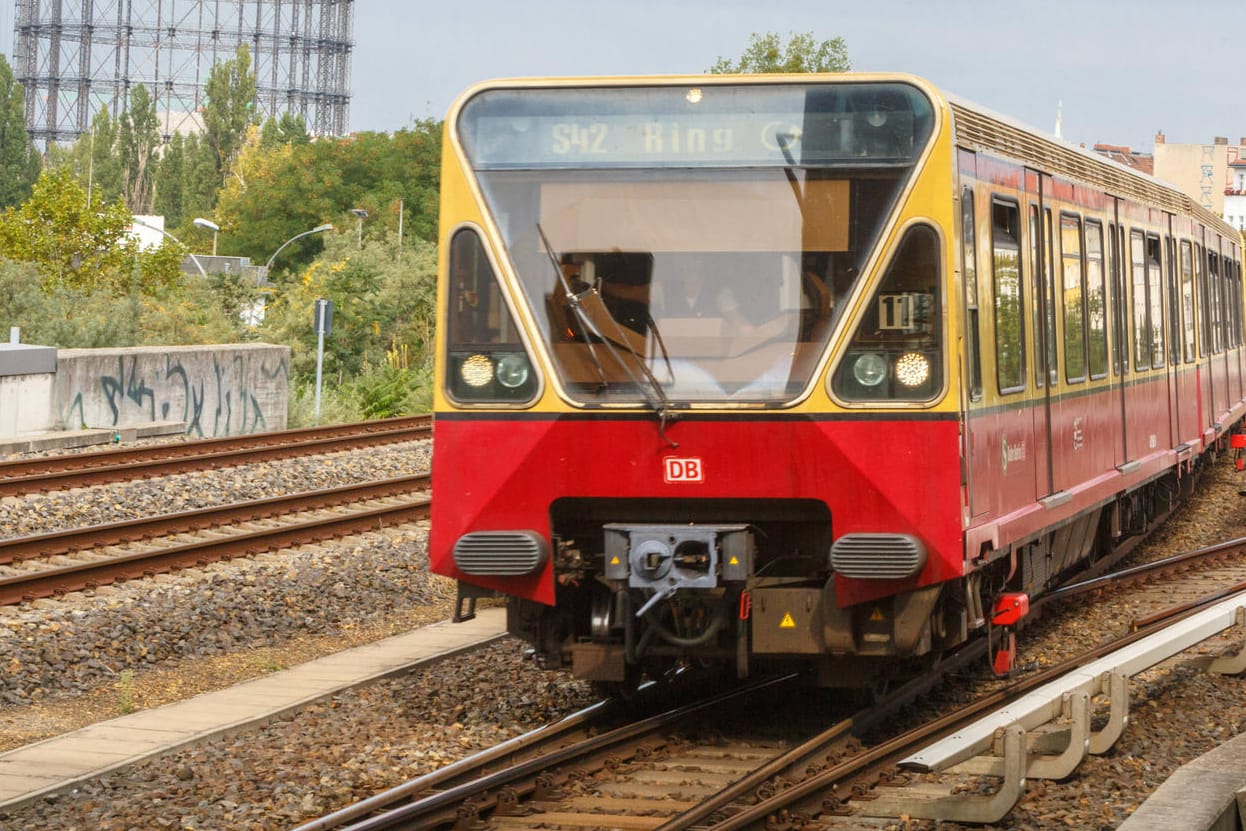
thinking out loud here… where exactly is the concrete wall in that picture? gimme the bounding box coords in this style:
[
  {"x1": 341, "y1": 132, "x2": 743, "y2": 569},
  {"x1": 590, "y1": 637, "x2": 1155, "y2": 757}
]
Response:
[
  {"x1": 51, "y1": 344, "x2": 290, "y2": 438},
  {"x1": 0, "y1": 372, "x2": 55, "y2": 437}
]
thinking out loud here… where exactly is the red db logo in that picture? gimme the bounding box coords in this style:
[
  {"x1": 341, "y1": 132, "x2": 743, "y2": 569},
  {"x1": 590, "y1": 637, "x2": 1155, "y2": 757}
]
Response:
[{"x1": 664, "y1": 457, "x2": 704, "y2": 483}]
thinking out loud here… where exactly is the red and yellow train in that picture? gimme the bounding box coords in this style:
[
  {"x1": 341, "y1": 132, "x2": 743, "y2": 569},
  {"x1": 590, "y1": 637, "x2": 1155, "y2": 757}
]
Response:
[{"x1": 429, "y1": 73, "x2": 1246, "y2": 688}]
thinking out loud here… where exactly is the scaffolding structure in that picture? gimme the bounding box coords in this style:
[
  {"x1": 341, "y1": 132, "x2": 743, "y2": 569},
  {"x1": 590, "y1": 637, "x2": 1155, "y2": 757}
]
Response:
[{"x1": 12, "y1": 0, "x2": 353, "y2": 144}]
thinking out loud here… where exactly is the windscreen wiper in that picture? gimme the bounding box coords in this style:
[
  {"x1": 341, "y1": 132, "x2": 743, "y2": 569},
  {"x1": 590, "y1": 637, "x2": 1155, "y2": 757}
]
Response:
[{"x1": 537, "y1": 224, "x2": 680, "y2": 447}]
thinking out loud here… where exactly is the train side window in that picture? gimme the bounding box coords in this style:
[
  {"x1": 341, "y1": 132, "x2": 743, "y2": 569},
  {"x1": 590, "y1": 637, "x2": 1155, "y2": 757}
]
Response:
[
  {"x1": 1060, "y1": 214, "x2": 1086, "y2": 383},
  {"x1": 1196, "y1": 244, "x2": 1209, "y2": 356},
  {"x1": 962, "y1": 187, "x2": 983, "y2": 401},
  {"x1": 1130, "y1": 231, "x2": 1149, "y2": 370},
  {"x1": 1085, "y1": 221, "x2": 1107, "y2": 379},
  {"x1": 1110, "y1": 223, "x2": 1127, "y2": 376},
  {"x1": 1233, "y1": 258, "x2": 1244, "y2": 347},
  {"x1": 1180, "y1": 241, "x2": 1196, "y2": 362},
  {"x1": 1147, "y1": 235, "x2": 1165, "y2": 368},
  {"x1": 1166, "y1": 237, "x2": 1180, "y2": 366},
  {"x1": 992, "y1": 199, "x2": 1025, "y2": 394},
  {"x1": 1028, "y1": 205, "x2": 1044, "y2": 388},
  {"x1": 1210, "y1": 250, "x2": 1223, "y2": 353},
  {"x1": 1044, "y1": 210, "x2": 1057, "y2": 385}
]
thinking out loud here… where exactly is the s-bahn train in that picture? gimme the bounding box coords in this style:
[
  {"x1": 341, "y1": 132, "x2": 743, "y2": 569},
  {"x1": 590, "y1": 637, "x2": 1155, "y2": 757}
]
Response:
[{"x1": 429, "y1": 73, "x2": 1246, "y2": 689}]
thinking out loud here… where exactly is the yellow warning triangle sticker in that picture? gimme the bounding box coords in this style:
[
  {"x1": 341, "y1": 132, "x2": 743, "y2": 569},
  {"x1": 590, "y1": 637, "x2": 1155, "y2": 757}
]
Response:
[
  {"x1": 728, "y1": 556, "x2": 739, "y2": 565},
  {"x1": 779, "y1": 612, "x2": 796, "y2": 629},
  {"x1": 610, "y1": 556, "x2": 620, "y2": 565},
  {"x1": 869, "y1": 607, "x2": 886, "y2": 622}
]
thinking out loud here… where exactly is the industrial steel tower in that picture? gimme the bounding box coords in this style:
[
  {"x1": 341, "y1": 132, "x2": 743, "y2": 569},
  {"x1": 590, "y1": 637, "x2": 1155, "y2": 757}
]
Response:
[{"x1": 11, "y1": 0, "x2": 353, "y2": 144}]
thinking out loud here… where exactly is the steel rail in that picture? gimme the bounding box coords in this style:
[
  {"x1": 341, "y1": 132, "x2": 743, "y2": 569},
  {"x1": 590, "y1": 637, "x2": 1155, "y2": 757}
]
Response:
[
  {"x1": 330, "y1": 674, "x2": 801, "y2": 831},
  {"x1": 0, "y1": 497, "x2": 431, "y2": 605},
  {"x1": 693, "y1": 571, "x2": 1246, "y2": 830},
  {"x1": 0, "y1": 473, "x2": 430, "y2": 565},
  {"x1": 0, "y1": 420, "x2": 431, "y2": 497}
]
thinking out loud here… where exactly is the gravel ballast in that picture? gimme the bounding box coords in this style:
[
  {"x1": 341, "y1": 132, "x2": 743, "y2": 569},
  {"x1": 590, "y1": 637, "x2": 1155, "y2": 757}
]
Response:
[{"x1": 4, "y1": 439, "x2": 1246, "y2": 829}]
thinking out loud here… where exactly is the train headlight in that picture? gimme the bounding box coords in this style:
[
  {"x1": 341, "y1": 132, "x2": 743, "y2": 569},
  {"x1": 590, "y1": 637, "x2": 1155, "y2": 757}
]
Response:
[
  {"x1": 495, "y1": 353, "x2": 531, "y2": 389},
  {"x1": 460, "y1": 354, "x2": 494, "y2": 387},
  {"x1": 894, "y1": 352, "x2": 931, "y2": 388},
  {"x1": 852, "y1": 353, "x2": 888, "y2": 387}
]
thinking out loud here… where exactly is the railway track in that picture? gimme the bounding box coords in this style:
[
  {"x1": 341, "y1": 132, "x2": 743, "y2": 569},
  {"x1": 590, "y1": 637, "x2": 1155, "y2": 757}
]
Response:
[
  {"x1": 301, "y1": 532, "x2": 1246, "y2": 831},
  {"x1": 0, "y1": 473, "x2": 431, "y2": 605},
  {"x1": 0, "y1": 415, "x2": 431, "y2": 496}
]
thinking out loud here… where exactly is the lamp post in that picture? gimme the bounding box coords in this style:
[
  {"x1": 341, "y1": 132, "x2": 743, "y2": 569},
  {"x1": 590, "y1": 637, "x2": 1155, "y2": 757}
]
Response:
[
  {"x1": 349, "y1": 208, "x2": 368, "y2": 249},
  {"x1": 193, "y1": 217, "x2": 220, "y2": 256},
  {"x1": 263, "y1": 223, "x2": 335, "y2": 281},
  {"x1": 129, "y1": 217, "x2": 208, "y2": 279}
]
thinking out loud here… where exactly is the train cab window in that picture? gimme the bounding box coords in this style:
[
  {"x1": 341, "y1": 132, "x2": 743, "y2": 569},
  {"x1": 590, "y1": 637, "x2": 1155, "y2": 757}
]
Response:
[
  {"x1": 962, "y1": 188, "x2": 983, "y2": 401},
  {"x1": 991, "y1": 199, "x2": 1025, "y2": 393},
  {"x1": 1085, "y1": 221, "x2": 1107, "y2": 378},
  {"x1": 444, "y1": 227, "x2": 539, "y2": 404},
  {"x1": 833, "y1": 223, "x2": 943, "y2": 402},
  {"x1": 1147, "y1": 235, "x2": 1165, "y2": 368},
  {"x1": 1180, "y1": 241, "x2": 1196, "y2": 363},
  {"x1": 1129, "y1": 231, "x2": 1149, "y2": 370},
  {"x1": 1060, "y1": 215, "x2": 1086, "y2": 383}
]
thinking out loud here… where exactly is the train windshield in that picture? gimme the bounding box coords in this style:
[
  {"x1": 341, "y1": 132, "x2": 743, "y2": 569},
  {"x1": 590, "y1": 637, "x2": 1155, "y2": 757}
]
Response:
[{"x1": 456, "y1": 81, "x2": 936, "y2": 405}]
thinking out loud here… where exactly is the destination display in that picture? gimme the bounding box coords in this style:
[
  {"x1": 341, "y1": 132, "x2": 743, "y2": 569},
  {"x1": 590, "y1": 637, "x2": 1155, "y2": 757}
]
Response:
[{"x1": 459, "y1": 83, "x2": 932, "y2": 168}]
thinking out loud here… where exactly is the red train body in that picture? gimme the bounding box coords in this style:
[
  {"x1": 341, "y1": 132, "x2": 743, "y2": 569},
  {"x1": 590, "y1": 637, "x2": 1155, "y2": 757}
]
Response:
[{"x1": 430, "y1": 74, "x2": 1246, "y2": 688}]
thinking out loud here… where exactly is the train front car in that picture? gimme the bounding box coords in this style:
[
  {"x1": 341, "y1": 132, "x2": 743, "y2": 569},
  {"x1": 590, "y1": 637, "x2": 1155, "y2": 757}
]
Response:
[{"x1": 431, "y1": 75, "x2": 967, "y2": 689}]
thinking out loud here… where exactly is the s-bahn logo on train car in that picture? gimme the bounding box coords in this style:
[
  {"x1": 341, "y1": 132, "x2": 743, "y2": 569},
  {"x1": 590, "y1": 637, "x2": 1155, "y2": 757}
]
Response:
[
  {"x1": 664, "y1": 457, "x2": 704, "y2": 483},
  {"x1": 1001, "y1": 434, "x2": 1026, "y2": 474}
]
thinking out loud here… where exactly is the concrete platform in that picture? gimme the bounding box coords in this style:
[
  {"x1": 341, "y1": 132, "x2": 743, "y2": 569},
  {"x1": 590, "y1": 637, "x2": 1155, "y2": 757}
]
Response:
[
  {"x1": 0, "y1": 607, "x2": 507, "y2": 811},
  {"x1": 0, "y1": 421, "x2": 186, "y2": 456},
  {"x1": 1117, "y1": 726, "x2": 1246, "y2": 831}
]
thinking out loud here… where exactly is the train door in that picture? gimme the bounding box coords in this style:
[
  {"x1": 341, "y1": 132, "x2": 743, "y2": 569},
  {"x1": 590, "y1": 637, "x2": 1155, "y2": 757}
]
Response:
[{"x1": 1026, "y1": 169, "x2": 1055, "y2": 498}]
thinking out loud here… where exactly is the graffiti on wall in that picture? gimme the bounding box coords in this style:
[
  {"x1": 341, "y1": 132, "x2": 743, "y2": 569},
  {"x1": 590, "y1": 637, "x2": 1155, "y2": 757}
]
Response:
[{"x1": 59, "y1": 350, "x2": 289, "y2": 437}]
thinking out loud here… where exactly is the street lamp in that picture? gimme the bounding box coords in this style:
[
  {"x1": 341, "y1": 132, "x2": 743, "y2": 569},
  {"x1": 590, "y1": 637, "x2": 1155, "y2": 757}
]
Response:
[
  {"x1": 130, "y1": 217, "x2": 208, "y2": 279},
  {"x1": 349, "y1": 208, "x2": 368, "y2": 249},
  {"x1": 193, "y1": 217, "x2": 220, "y2": 256},
  {"x1": 263, "y1": 223, "x2": 335, "y2": 278}
]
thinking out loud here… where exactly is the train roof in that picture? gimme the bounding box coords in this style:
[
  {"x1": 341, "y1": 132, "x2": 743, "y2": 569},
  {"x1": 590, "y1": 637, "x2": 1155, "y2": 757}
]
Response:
[{"x1": 945, "y1": 92, "x2": 1235, "y2": 237}]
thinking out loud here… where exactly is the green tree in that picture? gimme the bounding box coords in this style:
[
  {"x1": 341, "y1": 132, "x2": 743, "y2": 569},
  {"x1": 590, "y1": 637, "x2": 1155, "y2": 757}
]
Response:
[
  {"x1": 0, "y1": 56, "x2": 40, "y2": 208},
  {"x1": 47, "y1": 107, "x2": 124, "y2": 205},
  {"x1": 202, "y1": 44, "x2": 259, "y2": 186},
  {"x1": 119, "y1": 84, "x2": 161, "y2": 213},
  {"x1": 0, "y1": 167, "x2": 184, "y2": 296},
  {"x1": 710, "y1": 31, "x2": 851, "y2": 74},
  {"x1": 260, "y1": 112, "x2": 310, "y2": 148}
]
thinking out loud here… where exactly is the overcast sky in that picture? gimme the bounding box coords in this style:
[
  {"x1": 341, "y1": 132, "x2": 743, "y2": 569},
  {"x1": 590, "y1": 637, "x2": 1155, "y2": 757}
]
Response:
[{"x1": 4, "y1": 1, "x2": 1241, "y2": 152}]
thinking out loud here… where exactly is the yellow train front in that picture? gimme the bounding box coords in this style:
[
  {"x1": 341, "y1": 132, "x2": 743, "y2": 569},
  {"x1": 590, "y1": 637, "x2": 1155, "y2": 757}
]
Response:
[{"x1": 429, "y1": 73, "x2": 1246, "y2": 689}]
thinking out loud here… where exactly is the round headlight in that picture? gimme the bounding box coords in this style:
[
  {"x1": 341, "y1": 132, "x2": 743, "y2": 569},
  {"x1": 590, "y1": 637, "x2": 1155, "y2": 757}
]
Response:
[
  {"x1": 852, "y1": 353, "x2": 888, "y2": 387},
  {"x1": 460, "y1": 354, "x2": 494, "y2": 387},
  {"x1": 894, "y1": 352, "x2": 931, "y2": 388},
  {"x1": 495, "y1": 353, "x2": 531, "y2": 389}
]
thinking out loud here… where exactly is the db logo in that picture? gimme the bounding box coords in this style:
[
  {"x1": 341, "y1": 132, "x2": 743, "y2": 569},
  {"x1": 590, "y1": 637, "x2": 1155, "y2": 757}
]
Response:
[{"x1": 664, "y1": 457, "x2": 704, "y2": 483}]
